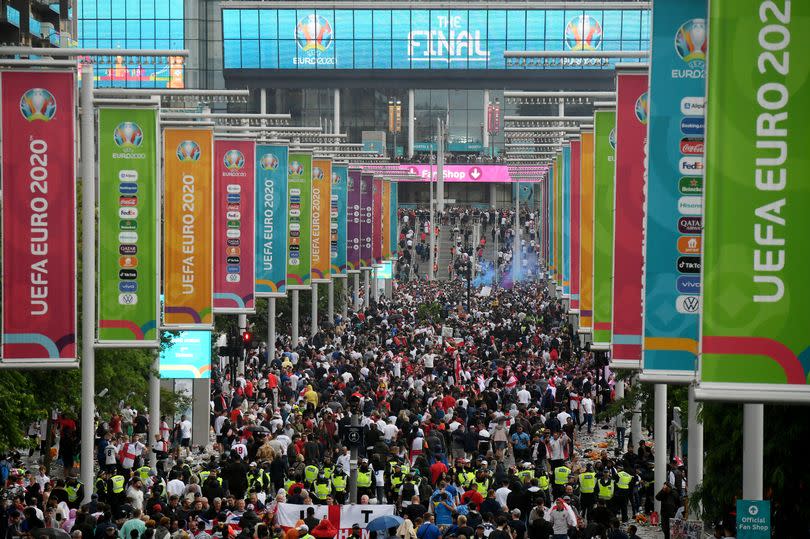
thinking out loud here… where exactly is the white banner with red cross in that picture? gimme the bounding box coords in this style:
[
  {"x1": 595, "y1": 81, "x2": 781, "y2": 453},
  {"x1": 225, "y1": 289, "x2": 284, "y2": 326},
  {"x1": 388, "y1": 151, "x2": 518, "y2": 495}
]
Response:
[{"x1": 275, "y1": 503, "x2": 396, "y2": 539}]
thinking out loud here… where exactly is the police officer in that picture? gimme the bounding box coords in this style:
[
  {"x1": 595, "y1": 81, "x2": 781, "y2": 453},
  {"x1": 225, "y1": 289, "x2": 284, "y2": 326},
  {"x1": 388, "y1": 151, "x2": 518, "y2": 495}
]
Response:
[
  {"x1": 108, "y1": 472, "x2": 127, "y2": 511},
  {"x1": 247, "y1": 462, "x2": 265, "y2": 494},
  {"x1": 552, "y1": 462, "x2": 571, "y2": 498},
  {"x1": 304, "y1": 462, "x2": 320, "y2": 487},
  {"x1": 596, "y1": 469, "x2": 615, "y2": 505},
  {"x1": 312, "y1": 473, "x2": 331, "y2": 505},
  {"x1": 614, "y1": 465, "x2": 633, "y2": 522},
  {"x1": 473, "y1": 469, "x2": 490, "y2": 498},
  {"x1": 356, "y1": 459, "x2": 375, "y2": 501},
  {"x1": 578, "y1": 464, "x2": 597, "y2": 520},
  {"x1": 65, "y1": 476, "x2": 85, "y2": 509},
  {"x1": 136, "y1": 464, "x2": 152, "y2": 484},
  {"x1": 331, "y1": 470, "x2": 348, "y2": 504},
  {"x1": 516, "y1": 463, "x2": 535, "y2": 486},
  {"x1": 536, "y1": 471, "x2": 552, "y2": 506}
]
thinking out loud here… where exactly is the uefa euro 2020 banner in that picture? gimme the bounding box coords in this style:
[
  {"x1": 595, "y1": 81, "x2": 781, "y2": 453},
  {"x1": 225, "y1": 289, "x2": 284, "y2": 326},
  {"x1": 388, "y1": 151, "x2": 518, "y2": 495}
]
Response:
[
  {"x1": 163, "y1": 128, "x2": 214, "y2": 329},
  {"x1": 97, "y1": 107, "x2": 159, "y2": 345},
  {"x1": 569, "y1": 138, "x2": 582, "y2": 314},
  {"x1": 1, "y1": 70, "x2": 77, "y2": 365},
  {"x1": 381, "y1": 179, "x2": 392, "y2": 260},
  {"x1": 286, "y1": 151, "x2": 312, "y2": 289},
  {"x1": 311, "y1": 158, "x2": 332, "y2": 283},
  {"x1": 347, "y1": 168, "x2": 362, "y2": 273},
  {"x1": 579, "y1": 130, "x2": 595, "y2": 333},
  {"x1": 389, "y1": 180, "x2": 398, "y2": 259},
  {"x1": 561, "y1": 145, "x2": 570, "y2": 298},
  {"x1": 372, "y1": 177, "x2": 383, "y2": 265},
  {"x1": 330, "y1": 165, "x2": 348, "y2": 277},
  {"x1": 610, "y1": 67, "x2": 647, "y2": 369},
  {"x1": 641, "y1": 0, "x2": 705, "y2": 380},
  {"x1": 360, "y1": 173, "x2": 374, "y2": 269},
  {"x1": 213, "y1": 139, "x2": 255, "y2": 314},
  {"x1": 592, "y1": 109, "x2": 616, "y2": 351},
  {"x1": 255, "y1": 144, "x2": 288, "y2": 298},
  {"x1": 698, "y1": 1, "x2": 810, "y2": 402}
]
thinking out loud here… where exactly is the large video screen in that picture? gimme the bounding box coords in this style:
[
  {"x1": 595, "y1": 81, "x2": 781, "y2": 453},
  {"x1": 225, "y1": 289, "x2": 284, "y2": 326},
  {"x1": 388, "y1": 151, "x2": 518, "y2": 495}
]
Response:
[
  {"x1": 222, "y1": 8, "x2": 649, "y2": 70},
  {"x1": 77, "y1": 0, "x2": 185, "y2": 88}
]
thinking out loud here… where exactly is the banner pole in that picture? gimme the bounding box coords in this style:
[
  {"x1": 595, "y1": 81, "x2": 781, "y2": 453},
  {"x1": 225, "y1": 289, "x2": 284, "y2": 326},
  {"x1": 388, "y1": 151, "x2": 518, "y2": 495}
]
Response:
[
  {"x1": 291, "y1": 290, "x2": 299, "y2": 345},
  {"x1": 743, "y1": 404, "x2": 764, "y2": 499},
  {"x1": 238, "y1": 314, "x2": 247, "y2": 376},
  {"x1": 80, "y1": 63, "x2": 96, "y2": 503},
  {"x1": 363, "y1": 269, "x2": 370, "y2": 308},
  {"x1": 148, "y1": 350, "x2": 160, "y2": 468},
  {"x1": 328, "y1": 280, "x2": 335, "y2": 323},
  {"x1": 654, "y1": 383, "x2": 667, "y2": 513},
  {"x1": 687, "y1": 383, "x2": 703, "y2": 509},
  {"x1": 311, "y1": 283, "x2": 318, "y2": 337},
  {"x1": 353, "y1": 273, "x2": 360, "y2": 310},
  {"x1": 631, "y1": 375, "x2": 642, "y2": 448},
  {"x1": 341, "y1": 280, "x2": 348, "y2": 319},
  {"x1": 268, "y1": 298, "x2": 276, "y2": 367}
]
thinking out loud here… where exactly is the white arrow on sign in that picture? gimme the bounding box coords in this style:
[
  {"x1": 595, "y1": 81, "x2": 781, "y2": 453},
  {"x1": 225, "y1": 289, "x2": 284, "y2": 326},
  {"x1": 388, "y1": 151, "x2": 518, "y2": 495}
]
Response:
[{"x1": 469, "y1": 167, "x2": 482, "y2": 179}]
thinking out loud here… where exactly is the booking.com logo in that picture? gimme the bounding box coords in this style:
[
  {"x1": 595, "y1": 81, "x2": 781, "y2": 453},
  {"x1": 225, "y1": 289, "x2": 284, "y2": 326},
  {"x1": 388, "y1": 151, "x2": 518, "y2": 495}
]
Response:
[
  {"x1": 564, "y1": 15, "x2": 603, "y2": 51},
  {"x1": 675, "y1": 19, "x2": 706, "y2": 66},
  {"x1": 114, "y1": 122, "x2": 143, "y2": 148},
  {"x1": 20, "y1": 88, "x2": 57, "y2": 122}
]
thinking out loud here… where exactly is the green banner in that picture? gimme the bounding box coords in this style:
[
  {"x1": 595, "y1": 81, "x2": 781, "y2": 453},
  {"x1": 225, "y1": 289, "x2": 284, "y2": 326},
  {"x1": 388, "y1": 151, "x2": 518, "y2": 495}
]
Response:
[
  {"x1": 592, "y1": 110, "x2": 616, "y2": 347},
  {"x1": 286, "y1": 151, "x2": 312, "y2": 289},
  {"x1": 700, "y1": 1, "x2": 810, "y2": 396},
  {"x1": 97, "y1": 108, "x2": 159, "y2": 344}
]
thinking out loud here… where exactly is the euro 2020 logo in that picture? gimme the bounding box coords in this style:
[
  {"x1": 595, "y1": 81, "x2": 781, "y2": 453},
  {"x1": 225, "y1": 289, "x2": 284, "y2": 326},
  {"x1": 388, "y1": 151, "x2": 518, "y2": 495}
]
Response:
[
  {"x1": 635, "y1": 92, "x2": 649, "y2": 125},
  {"x1": 674, "y1": 18, "x2": 706, "y2": 67},
  {"x1": 260, "y1": 153, "x2": 279, "y2": 171},
  {"x1": 289, "y1": 160, "x2": 304, "y2": 177},
  {"x1": 312, "y1": 166, "x2": 325, "y2": 181},
  {"x1": 565, "y1": 15, "x2": 603, "y2": 51},
  {"x1": 223, "y1": 149, "x2": 245, "y2": 170},
  {"x1": 114, "y1": 122, "x2": 143, "y2": 149},
  {"x1": 20, "y1": 88, "x2": 57, "y2": 122},
  {"x1": 608, "y1": 128, "x2": 616, "y2": 151},
  {"x1": 331, "y1": 171, "x2": 341, "y2": 185},
  {"x1": 296, "y1": 14, "x2": 333, "y2": 52},
  {"x1": 176, "y1": 140, "x2": 201, "y2": 162}
]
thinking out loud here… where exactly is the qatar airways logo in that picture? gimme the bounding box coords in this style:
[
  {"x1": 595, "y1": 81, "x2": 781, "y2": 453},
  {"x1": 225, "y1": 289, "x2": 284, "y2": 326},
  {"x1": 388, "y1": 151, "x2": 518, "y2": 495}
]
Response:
[{"x1": 408, "y1": 15, "x2": 489, "y2": 64}]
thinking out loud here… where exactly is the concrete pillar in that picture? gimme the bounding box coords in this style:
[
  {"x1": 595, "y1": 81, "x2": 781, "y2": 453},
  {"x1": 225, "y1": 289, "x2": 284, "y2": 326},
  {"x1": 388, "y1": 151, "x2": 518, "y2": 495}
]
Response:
[
  {"x1": 333, "y1": 89, "x2": 340, "y2": 135},
  {"x1": 237, "y1": 314, "x2": 246, "y2": 375},
  {"x1": 148, "y1": 352, "x2": 160, "y2": 468},
  {"x1": 191, "y1": 378, "x2": 211, "y2": 447},
  {"x1": 687, "y1": 384, "x2": 703, "y2": 501},
  {"x1": 328, "y1": 279, "x2": 335, "y2": 323},
  {"x1": 311, "y1": 283, "x2": 318, "y2": 337},
  {"x1": 291, "y1": 290, "x2": 299, "y2": 345},
  {"x1": 743, "y1": 404, "x2": 764, "y2": 499},
  {"x1": 268, "y1": 297, "x2": 276, "y2": 366},
  {"x1": 654, "y1": 384, "x2": 667, "y2": 513},
  {"x1": 490, "y1": 183, "x2": 498, "y2": 209},
  {"x1": 408, "y1": 89, "x2": 415, "y2": 158},
  {"x1": 483, "y1": 89, "x2": 490, "y2": 152}
]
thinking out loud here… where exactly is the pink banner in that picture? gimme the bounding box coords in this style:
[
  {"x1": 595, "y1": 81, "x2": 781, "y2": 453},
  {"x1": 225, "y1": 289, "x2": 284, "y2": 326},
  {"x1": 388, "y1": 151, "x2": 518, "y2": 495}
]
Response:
[
  {"x1": 570, "y1": 140, "x2": 581, "y2": 312},
  {"x1": 1, "y1": 70, "x2": 77, "y2": 364},
  {"x1": 213, "y1": 139, "x2": 255, "y2": 313},
  {"x1": 395, "y1": 164, "x2": 545, "y2": 182},
  {"x1": 372, "y1": 177, "x2": 383, "y2": 264},
  {"x1": 611, "y1": 70, "x2": 648, "y2": 367}
]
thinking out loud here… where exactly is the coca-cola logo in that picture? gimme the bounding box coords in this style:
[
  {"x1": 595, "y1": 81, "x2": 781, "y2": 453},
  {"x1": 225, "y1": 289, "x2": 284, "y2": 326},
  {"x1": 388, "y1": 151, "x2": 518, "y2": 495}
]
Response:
[{"x1": 680, "y1": 138, "x2": 704, "y2": 155}]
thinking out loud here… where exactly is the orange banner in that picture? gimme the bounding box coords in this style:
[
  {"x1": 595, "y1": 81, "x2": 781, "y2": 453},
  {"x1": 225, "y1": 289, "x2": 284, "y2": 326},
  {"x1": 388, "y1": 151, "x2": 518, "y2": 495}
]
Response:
[
  {"x1": 382, "y1": 179, "x2": 391, "y2": 259},
  {"x1": 580, "y1": 131, "x2": 595, "y2": 330},
  {"x1": 163, "y1": 128, "x2": 214, "y2": 328},
  {"x1": 311, "y1": 158, "x2": 332, "y2": 283}
]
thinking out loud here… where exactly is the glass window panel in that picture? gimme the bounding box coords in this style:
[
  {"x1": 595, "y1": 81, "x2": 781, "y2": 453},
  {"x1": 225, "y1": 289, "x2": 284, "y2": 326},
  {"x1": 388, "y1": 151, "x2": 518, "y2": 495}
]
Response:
[
  {"x1": 392, "y1": 10, "x2": 411, "y2": 40},
  {"x1": 334, "y1": 10, "x2": 354, "y2": 39},
  {"x1": 259, "y1": 39, "x2": 279, "y2": 68},
  {"x1": 141, "y1": 0, "x2": 155, "y2": 18},
  {"x1": 392, "y1": 40, "x2": 410, "y2": 69},
  {"x1": 333, "y1": 39, "x2": 352, "y2": 69},
  {"x1": 353, "y1": 10, "x2": 372, "y2": 39},
  {"x1": 125, "y1": 0, "x2": 140, "y2": 19},
  {"x1": 259, "y1": 10, "x2": 277, "y2": 40},
  {"x1": 222, "y1": 10, "x2": 240, "y2": 38},
  {"x1": 241, "y1": 40, "x2": 260, "y2": 68},
  {"x1": 525, "y1": 11, "x2": 545, "y2": 40},
  {"x1": 354, "y1": 40, "x2": 372, "y2": 68},
  {"x1": 506, "y1": 11, "x2": 525, "y2": 41},
  {"x1": 155, "y1": 0, "x2": 169, "y2": 19},
  {"x1": 223, "y1": 40, "x2": 242, "y2": 68},
  {"x1": 97, "y1": 0, "x2": 111, "y2": 19},
  {"x1": 140, "y1": 20, "x2": 155, "y2": 40},
  {"x1": 373, "y1": 37, "x2": 392, "y2": 69},
  {"x1": 621, "y1": 10, "x2": 641, "y2": 41},
  {"x1": 155, "y1": 20, "x2": 170, "y2": 40},
  {"x1": 278, "y1": 39, "x2": 297, "y2": 69},
  {"x1": 602, "y1": 10, "x2": 622, "y2": 43},
  {"x1": 170, "y1": 21, "x2": 183, "y2": 41}
]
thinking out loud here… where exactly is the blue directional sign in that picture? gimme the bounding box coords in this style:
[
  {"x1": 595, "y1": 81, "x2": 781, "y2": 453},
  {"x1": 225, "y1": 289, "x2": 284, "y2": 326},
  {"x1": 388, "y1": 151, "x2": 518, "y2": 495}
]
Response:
[{"x1": 736, "y1": 500, "x2": 770, "y2": 539}]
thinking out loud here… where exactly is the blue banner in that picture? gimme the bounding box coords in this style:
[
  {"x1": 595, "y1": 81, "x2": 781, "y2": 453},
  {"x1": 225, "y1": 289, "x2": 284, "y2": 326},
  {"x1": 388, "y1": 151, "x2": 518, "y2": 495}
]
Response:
[
  {"x1": 390, "y1": 181, "x2": 398, "y2": 259},
  {"x1": 562, "y1": 145, "x2": 571, "y2": 298},
  {"x1": 222, "y1": 8, "x2": 650, "y2": 70},
  {"x1": 641, "y1": 0, "x2": 705, "y2": 375},
  {"x1": 331, "y1": 165, "x2": 348, "y2": 276},
  {"x1": 255, "y1": 144, "x2": 288, "y2": 297}
]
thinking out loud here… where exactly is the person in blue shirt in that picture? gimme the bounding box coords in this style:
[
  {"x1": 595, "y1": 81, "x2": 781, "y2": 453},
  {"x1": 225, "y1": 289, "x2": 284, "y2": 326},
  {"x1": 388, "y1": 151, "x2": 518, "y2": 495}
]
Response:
[
  {"x1": 416, "y1": 514, "x2": 441, "y2": 539},
  {"x1": 510, "y1": 425, "x2": 531, "y2": 461},
  {"x1": 432, "y1": 491, "x2": 457, "y2": 528}
]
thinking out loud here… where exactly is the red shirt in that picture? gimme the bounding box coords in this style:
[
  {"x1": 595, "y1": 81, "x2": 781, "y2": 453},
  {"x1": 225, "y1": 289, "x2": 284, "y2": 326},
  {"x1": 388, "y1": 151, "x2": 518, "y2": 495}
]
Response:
[
  {"x1": 430, "y1": 461, "x2": 448, "y2": 485},
  {"x1": 462, "y1": 489, "x2": 484, "y2": 507}
]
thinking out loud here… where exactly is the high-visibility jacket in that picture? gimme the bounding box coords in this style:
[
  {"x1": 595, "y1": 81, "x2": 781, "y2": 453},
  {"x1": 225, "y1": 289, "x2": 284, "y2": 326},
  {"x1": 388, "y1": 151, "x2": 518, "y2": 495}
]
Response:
[
  {"x1": 357, "y1": 471, "x2": 373, "y2": 488},
  {"x1": 474, "y1": 478, "x2": 490, "y2": 497},
  {"x1": 313, "y1": 481, "x2": 331, "y2": 499},
  {"x1": 538, "y1": 475, "x2": 550, "y2": 491},
  {"x1": 331, "y1": 475, "x2": 347, "y2": 492},
  {"x1": 391, "y1": 474, "x2": 403, "y2": 489},
  {"x1": 597, "y1": 480, "x2": 614, "y2": 500},
  {"x1": 95, "y1": 478, "x2": 107, "y2": 496},
  {"x1": 322, "y1": 466, "x2": 334, "y2": 480},
  {"x1": 616, "y1": 471, "x2": 632, "y2": 490},
  {"x1": 247, "y1": 472, "x2": 264, "y2": 491},
  {"x1": 400, "y1": 464, "x2": 411, "y2": 476},
  {"x1": 554, "y1": 466, "x2": 571, "y2": 486},
  {"x1": 579, "y1": 472, "x2": 596, "y2": 494},
  {"x1": 137, "y1": 466, "x2": 152, "y2": 482},
  {"x1": 457, "y1": 471, "x2": 475, "y2": 489},
  {"x1": 111, "y1": 475, "x2": 126, "y2": 494},
  {"x1": 305, "y1": 465, "x2": 320, "y2": 483},
  {"x1": 199, "y1": 471, "x2": 211, "y2": 484},
  {"x1": 66, "y1": 483, "x2": 83, "y2": 502},
  {"x1": 516, "y1": 469, "x2": 534, "y2": 483}
]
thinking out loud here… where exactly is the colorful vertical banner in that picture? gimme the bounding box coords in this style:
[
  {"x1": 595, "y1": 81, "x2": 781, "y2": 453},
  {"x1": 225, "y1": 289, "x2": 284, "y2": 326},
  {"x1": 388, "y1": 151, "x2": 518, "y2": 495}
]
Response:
[
  {"x1": 287, "y1": 151, "x2": 312, "y2": 289},
  {"x1": 372, "y1": 177, "x2": 383, "y2": 264},
  {"x1": 347, "y1": 168, "x2": 362, "y2": 273},
  {"x1": 554, "y1": 154, "x2": 562, "y2": 284},
  {"x1": 580, "y1": 130, "x2": 595, "y2": 333},
  {"x1": 255, "y1": 144, "x2": 288, "y2": 297},
  {"x1": 163, "y1": 128, "x2": 214, "y2": 329},
  {"x1": 360, "y1": 173, "x2": 374, "y2": 268},
  {"x1": 311, "y1": 158, "x2": 332, "y2": 283},
  {"x1": 547, "y1": 163, "x2": 555, "y2": 279},
  {"x1": 593, "y1": 110, "x2": 617, "y2": 350},
  {"x1": 642, "y1": 0, "x2": 705, "y2": 379},
  {"x1": 97, "y1": 107, "x2": 159, "y2": 345},
  {"x1": 389, "y1": 180, "x2": 398, "y2": 259},
  {"x1": 569, "y1": 139, "x2": 582, "y2": 314},
  {"x1": 561, "y1": 145, "x2": 571, "y2": 298},
  {"x1": 1, "y1": 70, "x2": 77, "y2": 364},
  {"x1": 699, "y1": 1, "x2": 810, "y2": 400},
  {"x1": 382, "y1": 179, "x2": 392, "y2": 260},
  {"x1": 213, "y1": 139, "x2": 255, "y2": 314},
  {"x1": 610, "y1": 68, "x2": 648, "y2": 368},
  {"x1": 330, "y1": 164, "x2": 348, "y2": 277}
]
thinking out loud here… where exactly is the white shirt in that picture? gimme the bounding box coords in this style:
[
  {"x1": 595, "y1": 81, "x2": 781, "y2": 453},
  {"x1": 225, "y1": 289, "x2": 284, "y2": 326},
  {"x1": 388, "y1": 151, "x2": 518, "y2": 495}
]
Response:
[
  {"x1": 167, "y1": 478, "x2": 186, "y2": 497},
  {"x1": 517, "y1": 389, "x2": 531, "y2": 405},
  {"x1": 180, "y1": 420, "x2": 193, "y2": 439},
  {"x1": 232, "y1": 443, "x2": 248, "y2": 459},
  {"x1": 581, "y1": 398, "x2": 594, "y2": 415},
  {"x1": 337, "y1": 453, "x2": 351, "y2": 476},
  {"x1": 556, "y1": 411, "x2": 571, "y2": 426},
  {"x1": 383, "y1": 423, "x2": 399, "y2": 442},
  {"x1": 494, "y1": 486, "x2": 511, "y2": 509},
  {"x1": 126, "y1": 486, "x2": 144, "y2": 511}
]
